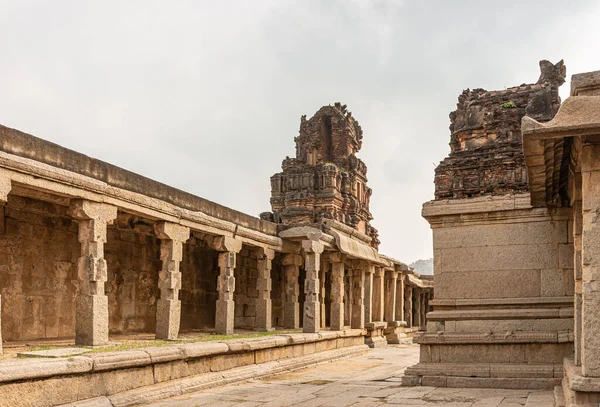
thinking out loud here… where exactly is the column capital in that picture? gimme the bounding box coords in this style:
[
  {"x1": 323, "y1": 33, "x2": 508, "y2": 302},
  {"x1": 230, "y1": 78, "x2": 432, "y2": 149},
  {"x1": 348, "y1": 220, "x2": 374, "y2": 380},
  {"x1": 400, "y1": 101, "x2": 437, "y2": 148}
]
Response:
[
  {"x1": 69, "y1": 200, "x2": 117, "y2": 222},
  {"x1": 282, "y1": 253, "x2": 303, "y2": 266},
  {"x1": 209, "y1": 235, "x2": 242, "y2": 253},
  {"x1": 302, "y1": 239, "x2": 324, "y2": 254},
  {"x1": 374, "y1": 266, "x2": 385, "y2": 277},
  {"x1": 256, "y1": 246, "x2": 275, "y2": 261},
  {"x1": 154, "y1": 222, "x2": 190, "y2": 242},
  {"x1": 327, "y1": 252, "x2": 344, "y2": 263},
  {"x1": 0, "y1": 178, "x2": 11, "y2": 202}
]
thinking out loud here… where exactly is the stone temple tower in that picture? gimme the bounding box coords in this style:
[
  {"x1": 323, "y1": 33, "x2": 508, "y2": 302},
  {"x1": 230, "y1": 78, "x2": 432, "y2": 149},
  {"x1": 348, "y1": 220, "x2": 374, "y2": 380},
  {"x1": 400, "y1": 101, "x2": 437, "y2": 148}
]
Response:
[{"x1": 262, "y1": 103, "x2": 379, "y2": 249}]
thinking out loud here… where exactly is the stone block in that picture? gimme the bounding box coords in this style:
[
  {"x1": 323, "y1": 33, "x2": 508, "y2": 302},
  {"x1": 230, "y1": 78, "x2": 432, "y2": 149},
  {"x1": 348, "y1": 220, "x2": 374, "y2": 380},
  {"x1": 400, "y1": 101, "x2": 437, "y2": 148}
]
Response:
[
  {"x1": 440, "y1": 244, "x2": 557, "y2": 273},
  {"x1": 208, "y1": 352, "x2": 254, "y2": 372},
  {"x1": 433, "y1": 221, "x2": 568, "y2": 250},
  {"x1": 141, "y1": 346, "x2": 185, "y2": 364},
  {"x1": 177, "y1": 341, "x2": 228, "y2": 358},
  {"x1": 88, "y1": 350, "x2": 151, "y2": 371},
  {"x1": 421, "y1": 376, "x2": 447, "y2": 387},
  {"x1": 435, "y1": 270, "x2": 542, "y2": 299},
  {"x1": 186, "y1": 357, "x2": 209, "y2": 376},
  {"x1": 401, "y1": 375, "x2": 421, "y2": 386},
  {"x1": 153, "y1": 360, "x2": 189, "y2": 383},
  {"x1": 0, "y1": 356, "x2": 93, "y2": 383}
]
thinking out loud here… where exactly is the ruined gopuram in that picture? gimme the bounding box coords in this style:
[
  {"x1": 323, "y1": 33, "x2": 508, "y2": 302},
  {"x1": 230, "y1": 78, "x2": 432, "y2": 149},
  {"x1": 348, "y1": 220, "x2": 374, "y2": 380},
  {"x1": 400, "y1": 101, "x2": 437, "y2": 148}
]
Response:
[
  {"x1": 404, "y1": 61, "x2": 574, "y2": 389},
  {"x1": 522, "y1": 69, "x2": 600, "y2": 405},
  {"x1": 265, "y1": 102, "x2": 380, "y2": 248}
]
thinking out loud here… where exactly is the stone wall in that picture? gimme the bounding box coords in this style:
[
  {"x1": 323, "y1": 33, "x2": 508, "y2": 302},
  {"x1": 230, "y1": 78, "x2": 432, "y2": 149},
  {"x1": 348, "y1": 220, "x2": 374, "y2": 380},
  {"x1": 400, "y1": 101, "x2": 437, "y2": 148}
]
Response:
[
  {"x1": 0, "y1": 195, "x2": 79, "y2": 341},
  {"x1": 179, "y1": 236, "x2": 219, "y2": 331},
  {"x1": 105, "y1": 220, "x2": 161, "y2": 334}
]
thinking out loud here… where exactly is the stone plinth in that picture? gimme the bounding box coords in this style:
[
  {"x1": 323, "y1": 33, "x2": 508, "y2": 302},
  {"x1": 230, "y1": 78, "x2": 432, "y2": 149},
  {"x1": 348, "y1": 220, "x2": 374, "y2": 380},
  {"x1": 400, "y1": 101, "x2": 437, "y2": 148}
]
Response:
[
  {"x1": 405, "y1": 194, "x2": 574, "y2": 388},
  {"x1": 384, "y1": 320, "x2": 408, "y2": 344},
  {"x1": 364, "y1": 321, "x2": 387, "y2": 348}
]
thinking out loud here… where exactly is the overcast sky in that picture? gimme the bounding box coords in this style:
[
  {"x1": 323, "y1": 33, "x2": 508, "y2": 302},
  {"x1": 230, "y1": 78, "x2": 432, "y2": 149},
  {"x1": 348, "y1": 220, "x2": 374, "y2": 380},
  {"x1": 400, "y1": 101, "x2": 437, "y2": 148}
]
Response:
[{"x1": 1, "y1": 1, "x2": 599, "y2": 263}]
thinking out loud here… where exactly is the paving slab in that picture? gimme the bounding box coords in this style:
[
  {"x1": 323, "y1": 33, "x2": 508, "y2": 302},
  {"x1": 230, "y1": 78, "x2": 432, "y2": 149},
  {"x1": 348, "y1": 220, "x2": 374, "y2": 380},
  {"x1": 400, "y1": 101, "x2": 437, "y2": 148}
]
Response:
[{"x1": 140, "y1": 344, "x2": 555, "y2": 407}]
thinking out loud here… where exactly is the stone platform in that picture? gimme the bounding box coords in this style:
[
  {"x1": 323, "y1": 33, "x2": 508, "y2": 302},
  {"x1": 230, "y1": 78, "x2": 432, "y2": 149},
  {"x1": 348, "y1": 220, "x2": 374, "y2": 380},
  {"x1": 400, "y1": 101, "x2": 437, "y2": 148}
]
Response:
[
  {"x1": 0, "y1": 330, "x2": 366, "y2": 407},
  {"x1": 139, "y1": 344, "x2": 555, "y2": 407}
]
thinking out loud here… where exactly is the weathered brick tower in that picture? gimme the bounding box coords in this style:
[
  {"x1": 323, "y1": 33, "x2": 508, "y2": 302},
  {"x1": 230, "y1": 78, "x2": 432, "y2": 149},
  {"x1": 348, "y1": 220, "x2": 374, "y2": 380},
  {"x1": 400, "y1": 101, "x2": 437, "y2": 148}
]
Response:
[{"x1": 263, "y1": 103, "x2": 379, "y2": 248}]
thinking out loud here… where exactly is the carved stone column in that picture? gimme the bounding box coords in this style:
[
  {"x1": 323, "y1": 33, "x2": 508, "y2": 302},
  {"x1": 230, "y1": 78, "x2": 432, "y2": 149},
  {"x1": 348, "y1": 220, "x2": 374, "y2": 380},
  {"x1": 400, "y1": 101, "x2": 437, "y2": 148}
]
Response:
[
  {"x1": 405, "y1": 285, "x2": 413, "y2": 327},
  {"x1": 154, "y1": 222, "x2": 190, "y2": 340},
  {"x1": 69, "y1": 200, "x2": 117, "y2": 346},
  {"x1": 396, "y1": 273, "x2": 405, "y2": 324},
  {"x1": 211, "y1": 236, "x2": 242, "y2": 335},
  {"x1": 372, "y1": 266, "x2": 385, "y2": 322},
  {"x1": 282, "y1": 254, "x2": 302, "y2": 329},
  {"x1": 330, "y1": 254, "x2": 345, "y2": 331},
  {"x1": 384, "y1": 269, "x2": 397, "y2": 323},
  {"x1": 363, "y1": 265, "x2": 373, "y2": 324},
  {"x1": 319, "y1": 261, "x2": 330, "y2": 329},
  {"x1": 581, "y1": 142, "x2": 600, "y2": 377},
  {"x1": 574, "y1": 198, "x2": 583, "y2": 366},
  {"x1": 302, "y1": 239, "x2": 324, "y2": 333},
  {"x1": 0, "y1": 178, "x2": 9, "y2": 354},
  {"x1": 255, "y1": 247, "x2": 275, "y2": 331},
  {"x1": 351, "y1": 261, "x2": 365, "y2": 329}
]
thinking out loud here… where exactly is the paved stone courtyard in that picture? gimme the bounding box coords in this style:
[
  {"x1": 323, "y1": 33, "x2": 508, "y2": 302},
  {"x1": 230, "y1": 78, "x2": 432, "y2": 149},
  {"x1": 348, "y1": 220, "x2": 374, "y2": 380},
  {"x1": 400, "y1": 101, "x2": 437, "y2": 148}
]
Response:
[{"x1": 141, "y1": 344, "x2": 554, "y2": 407}]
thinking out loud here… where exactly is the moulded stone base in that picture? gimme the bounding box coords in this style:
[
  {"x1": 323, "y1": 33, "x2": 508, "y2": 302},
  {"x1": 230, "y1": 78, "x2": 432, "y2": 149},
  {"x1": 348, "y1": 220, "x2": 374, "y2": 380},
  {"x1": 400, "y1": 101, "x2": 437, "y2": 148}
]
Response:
[
  {"x1": 384, "y1": 323, "x2": 409, "y2": 344},
  {"x1": 364, "y1": 322, "x2": 387, "y2": 349},
  {"x1": 562, "y1": 358, "x2": 600, "y2": 406}
]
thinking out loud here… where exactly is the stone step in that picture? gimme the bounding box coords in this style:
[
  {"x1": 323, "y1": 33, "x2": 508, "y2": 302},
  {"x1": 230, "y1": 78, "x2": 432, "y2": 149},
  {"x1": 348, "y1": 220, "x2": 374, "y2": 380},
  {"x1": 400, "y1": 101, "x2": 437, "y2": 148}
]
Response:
[
  {"x1": 402, "y1": 374, "x2": 560, "y2": 390},
  {"x1": 405, "y1": 362, "x2": 562, "y2": 379},
  {"x1": 554, "y1": 384, "x2": 566, "y2": 407}
]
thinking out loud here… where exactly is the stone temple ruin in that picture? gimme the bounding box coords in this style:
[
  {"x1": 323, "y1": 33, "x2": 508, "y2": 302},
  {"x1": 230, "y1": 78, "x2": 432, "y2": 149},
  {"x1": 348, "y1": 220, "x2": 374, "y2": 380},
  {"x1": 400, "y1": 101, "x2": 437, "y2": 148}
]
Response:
[
  {"x1": 0, "y1": 103, "x2": 431, "y2": 405},
  {"x1": 2, "y1": 58, "x2": 600, "y2": 407},
  {"x1": 404, "y1": 60, "x2": 600, "y2": 405}
]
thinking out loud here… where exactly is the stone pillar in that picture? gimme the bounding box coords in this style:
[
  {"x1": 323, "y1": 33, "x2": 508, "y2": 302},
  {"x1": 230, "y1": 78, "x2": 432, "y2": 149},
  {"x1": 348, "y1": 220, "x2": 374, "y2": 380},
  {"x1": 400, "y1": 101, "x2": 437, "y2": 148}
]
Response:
[
  {"x1": 363, "y1": 265, "x2": 374, "y2": 324},
  {"x1": 154, "y1": 222, "x2": 190, "y2": 340},
  {"x1": 419, "y1": 290, "x2": 427, "y2": 327},
  {"x1": 344, "y1": 269, "x2": 353, "y2": 326},
  {"x1": 212, "y1": 236, "x2": 242, "y2": 335},
  {"x1": 414, "y1": 290, "x2": 421, "y2": 328},
  {"x1": 351, "y1": 262, "x2": 365, "y2": 329},
  {"x1": 302, "y1": 240, "x2": 324, "y2": 333},
  {"x1": 396, "y1": 273, "x2": 405, "y2": 323},
  {"x1": 372, "y1": 267, "x2": 385, "y2": 322},
  {"x1": 581, "y1": 142, "x2": 600, "y2": 377},
  {"x1": 319, "y1": 261, "x2": 329, "y2": 329},
  {"x1": 255, "y1": 247, "x2": 275, "y2": 331},
  {"x1": 384, "y1": 270, "x2": 397, "y2": 323},
  {"x1": 69, "y1": 200, "x2": 117, "y2": 346},
  {"x1": 574, "y1": 198, "x2": 583, "y2": 366},
  {"x1": 0, "y1": 177, "x2": 9, "y2": 354},
  {"x1": 282, "y1": 254, "x2": 302, "y2": 329},
  {"x1": 405, "y1": 286, "x2": 413, "y2": 327},
  {"x1": 330, "y1": 256, "x2": 345, "y2": 331}
]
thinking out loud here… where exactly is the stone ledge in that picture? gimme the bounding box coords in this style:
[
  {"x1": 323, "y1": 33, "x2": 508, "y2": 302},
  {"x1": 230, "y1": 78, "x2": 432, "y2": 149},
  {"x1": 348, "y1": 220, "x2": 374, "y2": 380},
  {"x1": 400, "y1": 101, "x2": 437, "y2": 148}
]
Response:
[
  {"x1": 564, "y1": 357, "x2": 600, "y2": 392},
  {"x1": 57, "y1": 345, "x2": 368, "y2": 407},
  {"x1": 405, "y1": 362, "x2": 559, "y2": 379},
  {"x1": 0, "y1": 330, "x2": 366, "y2": 406},
  {"x1": 413, "y1": 331, "x2": 573, "y2": 345},
  {"x1": 405, "y1": 374, "x2": 560, "y2": 390},
  {"x1": 427, "y1": 308, "x2": 574, "y2": 321},
  {"x1": 0, "y1": 356, "x2": 93, "y2": 383},
  {"x1": 365, "y1": 321, "x2": 387, "y2": 330},
  {"x1": 430, "y1": 296, "x2": 574, "y2": 308}
]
